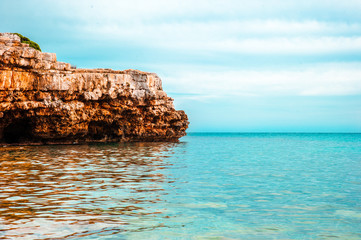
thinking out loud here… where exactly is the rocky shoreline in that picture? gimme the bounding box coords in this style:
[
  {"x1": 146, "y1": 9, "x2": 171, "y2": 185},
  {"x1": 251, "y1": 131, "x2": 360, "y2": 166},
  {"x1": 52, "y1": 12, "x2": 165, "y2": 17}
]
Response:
[{"x1": 0, "y1": 33, "x2": 188, "y2": 145}]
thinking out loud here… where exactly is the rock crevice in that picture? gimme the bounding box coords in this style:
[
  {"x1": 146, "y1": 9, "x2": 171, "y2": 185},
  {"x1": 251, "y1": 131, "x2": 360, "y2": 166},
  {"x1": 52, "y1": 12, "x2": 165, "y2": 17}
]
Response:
[{"x1": 0, "y1": 33, "x2": 188, "y2": 144}]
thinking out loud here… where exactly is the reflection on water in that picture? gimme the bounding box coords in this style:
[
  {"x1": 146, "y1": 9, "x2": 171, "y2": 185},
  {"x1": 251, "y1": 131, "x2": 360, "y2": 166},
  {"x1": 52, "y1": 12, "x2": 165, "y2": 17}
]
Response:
[
  {"x1": 0, "y1": 143, "x2": 179, "y2": 239},
  {"x1": 1, "y1": 134, "x2": 361, "y2": 239}
]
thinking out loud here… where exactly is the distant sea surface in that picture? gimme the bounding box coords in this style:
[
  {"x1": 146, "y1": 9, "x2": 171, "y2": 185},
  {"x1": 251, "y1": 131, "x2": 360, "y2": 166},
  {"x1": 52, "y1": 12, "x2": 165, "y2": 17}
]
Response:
[{"x1": 1, "y1": 133, "x2": 361, "y2": 239}]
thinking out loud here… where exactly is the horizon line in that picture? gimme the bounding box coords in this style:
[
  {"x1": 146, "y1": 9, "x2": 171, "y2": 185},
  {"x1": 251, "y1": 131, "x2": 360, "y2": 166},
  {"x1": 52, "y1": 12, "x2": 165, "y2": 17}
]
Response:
[{"x1": 186, "y1": 132, "x2": 361, "y2": 134}]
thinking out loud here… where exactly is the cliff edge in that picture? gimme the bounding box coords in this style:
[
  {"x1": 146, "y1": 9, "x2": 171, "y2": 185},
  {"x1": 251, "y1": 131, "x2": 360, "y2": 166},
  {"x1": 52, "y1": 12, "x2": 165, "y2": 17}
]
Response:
[{"x1": 0, "y1": 33, "x2": 189, "y2": 144}]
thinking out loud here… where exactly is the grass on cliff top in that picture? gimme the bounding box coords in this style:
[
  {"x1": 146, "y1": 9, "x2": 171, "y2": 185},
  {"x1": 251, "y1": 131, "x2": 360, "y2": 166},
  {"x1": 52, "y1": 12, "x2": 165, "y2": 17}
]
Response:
[{"x1": 13, "y1": 33, "x2": 41, "y2": 51}]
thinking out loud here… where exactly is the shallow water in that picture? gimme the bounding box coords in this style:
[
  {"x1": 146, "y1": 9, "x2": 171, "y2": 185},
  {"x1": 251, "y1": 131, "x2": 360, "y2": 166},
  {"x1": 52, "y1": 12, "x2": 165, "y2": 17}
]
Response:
[{"x1": 1, "y1": 133, "x2": 361, "y2": 239}]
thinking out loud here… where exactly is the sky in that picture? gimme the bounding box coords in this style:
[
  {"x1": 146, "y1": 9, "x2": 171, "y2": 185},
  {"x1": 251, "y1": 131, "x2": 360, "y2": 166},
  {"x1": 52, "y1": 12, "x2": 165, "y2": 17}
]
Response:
[{"x1": 1, "y1": 0, "x2": 361, "y2": 132}]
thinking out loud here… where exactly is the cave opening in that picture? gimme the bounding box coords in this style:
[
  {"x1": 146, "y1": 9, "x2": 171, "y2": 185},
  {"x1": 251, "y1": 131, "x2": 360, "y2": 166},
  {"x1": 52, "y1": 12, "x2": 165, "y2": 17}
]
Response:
[
  {"x1": 88, "y1": 121, "x2": 121, "y2": 141},
  {"x1": 88, "y1": 121, "x2": 105, "y2": 140},
  {"x1": 3, "y1": 118, "x2": 33, "y2": 144}
]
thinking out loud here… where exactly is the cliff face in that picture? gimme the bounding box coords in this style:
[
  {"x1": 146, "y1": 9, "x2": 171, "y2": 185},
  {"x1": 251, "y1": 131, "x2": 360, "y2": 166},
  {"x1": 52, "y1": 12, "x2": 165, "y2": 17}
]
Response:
[{"x1": 0, "y1": 33, "x2": 188, "y2": 144}]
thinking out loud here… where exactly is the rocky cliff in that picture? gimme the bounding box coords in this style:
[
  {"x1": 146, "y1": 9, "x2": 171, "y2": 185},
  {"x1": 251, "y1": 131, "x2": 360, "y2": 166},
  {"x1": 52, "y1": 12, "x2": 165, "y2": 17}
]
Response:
[{"x1": 0, "y1": 33, "x2": 188, "y2": 144}]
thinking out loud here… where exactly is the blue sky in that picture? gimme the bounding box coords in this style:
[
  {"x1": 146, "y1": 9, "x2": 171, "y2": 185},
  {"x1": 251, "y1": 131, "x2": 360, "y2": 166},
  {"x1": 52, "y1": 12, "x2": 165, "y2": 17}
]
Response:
[{"x1": 1, "y1": 0, "x2": 361, "y2": 132}]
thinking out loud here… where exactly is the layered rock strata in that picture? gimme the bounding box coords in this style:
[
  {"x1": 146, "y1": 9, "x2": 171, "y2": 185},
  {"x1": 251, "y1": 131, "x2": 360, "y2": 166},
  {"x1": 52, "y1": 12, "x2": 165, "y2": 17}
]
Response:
[{"x1": 0, "y1": 33, "x2": 188, "y2": 144}]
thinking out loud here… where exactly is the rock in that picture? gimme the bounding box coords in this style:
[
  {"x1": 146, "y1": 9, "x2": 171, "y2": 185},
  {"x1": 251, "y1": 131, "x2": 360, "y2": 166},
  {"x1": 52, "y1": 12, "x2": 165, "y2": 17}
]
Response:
[
  {"x1": 0, "y1": 33, "x2": 189, "y2": 144},
  {"x1": 0, "y1": 33, "x2": 21, "y2": 41}
]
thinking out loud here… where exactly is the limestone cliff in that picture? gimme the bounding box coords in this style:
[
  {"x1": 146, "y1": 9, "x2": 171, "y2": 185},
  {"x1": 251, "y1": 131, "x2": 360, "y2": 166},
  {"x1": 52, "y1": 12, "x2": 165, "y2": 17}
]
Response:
[{"x1": 0, "y1": 33, "x2": 188, "y2": 144}]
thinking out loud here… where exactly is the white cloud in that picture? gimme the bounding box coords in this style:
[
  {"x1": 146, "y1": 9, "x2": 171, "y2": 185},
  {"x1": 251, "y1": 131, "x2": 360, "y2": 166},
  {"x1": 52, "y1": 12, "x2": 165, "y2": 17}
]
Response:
[
  {"x1": 21, "y1": 0, "x2": 361, "y2": 56},
  {"x1": 52, "y1": 0, "x2": 361, "y2": 22},
  {"x1": 162, "y1": 63, "x2": 361, "y2": 97},
  {"x1": 84, "y1": 20, "x2": 361, "y2": 39},
  {"x1": 167, "y1": 36, "x2": 361, "y2": 55},
  {"x1": 74, "y1": 19, "x2": 361, "y2": 55}
]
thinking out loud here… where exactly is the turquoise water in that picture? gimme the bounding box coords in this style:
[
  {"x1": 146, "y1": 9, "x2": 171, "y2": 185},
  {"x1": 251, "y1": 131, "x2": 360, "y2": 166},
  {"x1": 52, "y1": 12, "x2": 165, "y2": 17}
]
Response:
[{"x1": 1, "y1": 133, "x2": 361, "y2": 239}]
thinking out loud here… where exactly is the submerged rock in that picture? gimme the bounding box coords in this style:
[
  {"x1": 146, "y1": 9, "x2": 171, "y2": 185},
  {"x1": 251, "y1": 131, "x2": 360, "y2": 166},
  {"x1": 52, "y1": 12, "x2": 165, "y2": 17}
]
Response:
[{"x1": 0, "y1": 33, "x2": 188, "y2": 144}]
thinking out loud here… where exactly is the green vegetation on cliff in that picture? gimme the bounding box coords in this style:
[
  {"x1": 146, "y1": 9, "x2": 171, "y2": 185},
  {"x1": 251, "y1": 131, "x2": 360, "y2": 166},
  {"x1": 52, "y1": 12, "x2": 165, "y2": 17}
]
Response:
[{"x1": 13, "y1": 33, "x2": 41, "y2": 51}]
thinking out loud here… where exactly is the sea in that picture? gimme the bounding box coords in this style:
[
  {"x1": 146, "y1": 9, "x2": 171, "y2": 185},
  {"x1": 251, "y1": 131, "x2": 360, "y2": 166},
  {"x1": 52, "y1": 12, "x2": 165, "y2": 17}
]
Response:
[{"x1": 0, "y1": 133, "x2": 360, "y2": 239}]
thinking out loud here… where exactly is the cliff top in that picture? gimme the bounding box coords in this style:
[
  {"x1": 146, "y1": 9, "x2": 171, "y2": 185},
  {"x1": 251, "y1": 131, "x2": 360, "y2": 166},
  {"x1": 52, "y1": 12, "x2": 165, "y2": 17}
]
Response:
[{"x1": 0, "y1": 32, "x2": 153, "y2": 75}]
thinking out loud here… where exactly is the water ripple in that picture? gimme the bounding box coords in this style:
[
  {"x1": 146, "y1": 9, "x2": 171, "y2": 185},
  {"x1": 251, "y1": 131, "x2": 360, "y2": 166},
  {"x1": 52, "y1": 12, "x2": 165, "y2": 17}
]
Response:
[
  {"x1": 0, "y1": 143, "x2": 178, "y2": 239},
  {"x1": 1, "y1": 134, "x2": 361, "y2": 239}
]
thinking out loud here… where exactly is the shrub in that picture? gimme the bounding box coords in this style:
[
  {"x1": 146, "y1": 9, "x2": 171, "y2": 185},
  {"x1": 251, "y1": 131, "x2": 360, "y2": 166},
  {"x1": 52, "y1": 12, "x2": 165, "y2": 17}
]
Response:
[{"x1": 13, "y1": 33, "x2": 42, "y2": 52}]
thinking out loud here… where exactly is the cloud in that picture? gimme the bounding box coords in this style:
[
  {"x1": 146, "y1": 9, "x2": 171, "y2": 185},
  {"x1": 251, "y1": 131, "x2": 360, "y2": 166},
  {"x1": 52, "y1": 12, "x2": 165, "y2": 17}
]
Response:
[
  {"x1": 84, "y1": 20, "x2": 361, "y2": 39},
  {"x1": 51, "y1": 0, "x2": 361, "y2": 22},
  {"x1": 3, "y1": 1, "x2": 361, "y2": 57},
  {"x1": 164, "y1": 36, "x2": 361, "y2": 55},
  {"x1": 70, "y1": 19, "x2": 361, "y2": 56},
  {"x1": 162, "y1": 63, "x2": 361, "y2": 98}
]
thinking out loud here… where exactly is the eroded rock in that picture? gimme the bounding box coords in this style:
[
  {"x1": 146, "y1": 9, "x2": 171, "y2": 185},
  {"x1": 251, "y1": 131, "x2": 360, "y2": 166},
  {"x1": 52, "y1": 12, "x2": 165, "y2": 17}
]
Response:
[{"x1": 0, "y1": 33, "x2": 189, "y2": 144}]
